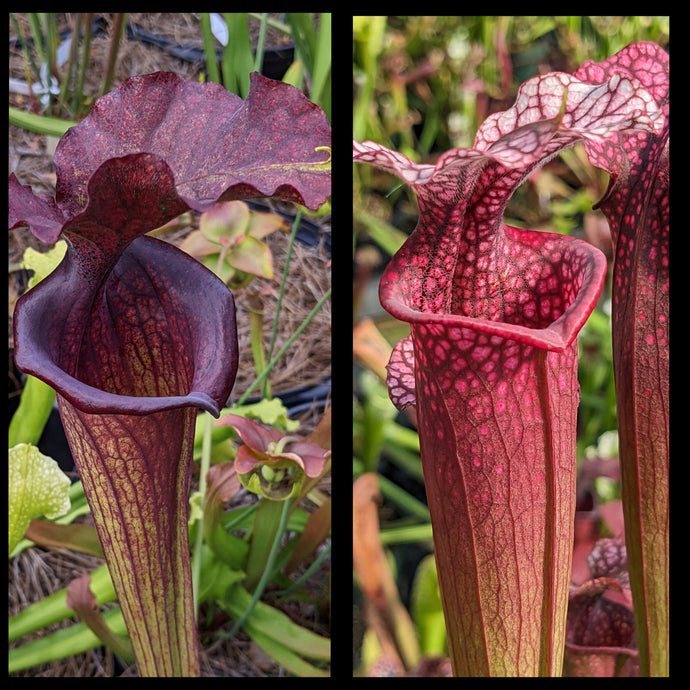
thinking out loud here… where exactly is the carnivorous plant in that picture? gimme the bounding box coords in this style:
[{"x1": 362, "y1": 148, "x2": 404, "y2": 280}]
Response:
[
  {"x1": 353, "y1": 41, "x2": 667, "y2": 676},
  {"x1": 10, "y1": 70, "x2": 331, "y2": 676}
]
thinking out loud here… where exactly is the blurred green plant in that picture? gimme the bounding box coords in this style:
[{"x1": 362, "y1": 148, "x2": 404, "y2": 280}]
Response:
[
  {"x1": 9, "y1": 444, "x2": 71, "y2": 555},
  {"x1": 353, "y1": 16, "x2": 668, "y2": 155}
]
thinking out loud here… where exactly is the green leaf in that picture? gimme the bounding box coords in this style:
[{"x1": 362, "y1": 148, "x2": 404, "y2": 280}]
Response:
[
  {"x1": 226, "y1": 398, "x2": 299, "y2": 432},
  {"x1": 10, "y1": 480, "x2": 92, "y2": 558},
  {"x1": 199, "y1": 13, "x2": 221, "y2": 84},
  {"x1": 242, "y1": 625, "x2": 329, "y2": 677},
  {"x1": 9, "y1": 606, "x2": 128, "y2": 674},
  {"x1": 410, "y1": 554, "x2": 447, "y2": 656},
  {"x1": 9, "y1": 106, "x2": 77, "y2": 137},
  {"x1": 9, "y1": 444, "x2": 71, "y2": 555},
  {"x1": 222, "y1": 13, "x2": 254, "y2": 97},
  {"x1": 200, "y1": 201, "x2": 250, "y2": 244},
  {"x1": 8, "y1": 242, "x2": 67, "y2": 447},
  {"x1": 8, "y1": 374, "x2": 55, "y2": 447},
  {"x1": 9, "y1": 563, "x2": 116, "y2": 642},
  {"x1": 285, "y1": 13, "x2": 331, "y2": 119},
  {"x1": 196, "y1": 544, "x2": 245, "y2": 604},
  {"x1": 22, "y1": 240, "x2": 68, "y2": 288},
  {"x1": 244, "y1": 498, "x2": 285, "y2": 590},
  {"x1": 223, "y1": 584, "x2": 330, "y2": 675},
  {"x1": 308, "y1": 14, "x2": 331, "y2": 111},
  {"x1": 201, "y1": 252, "x2": 236, "y2": 284},
  {"x1": 177, "y1": 228, "x2": 218, "y2": 258},
  {"x1": 226, "y1": 235, "x2": 274, "y2": 279},
  {"x1": 281, "y1": 59, "x2": 304, "y2": 89},
  {"x1": 246, "y1": 210, "x2": 288, "y2": 240}
]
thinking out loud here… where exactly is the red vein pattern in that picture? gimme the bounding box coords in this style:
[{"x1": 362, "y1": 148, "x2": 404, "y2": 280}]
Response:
[
  {"x1": 575, "y1": 42, "x2": 669, "y2": 676},
  {"x1": 354, "y1": 41, "x2": 665, "y2": 677},
  {"x1": 58, "y1": 404, "x2": 199, "y2": 676}
]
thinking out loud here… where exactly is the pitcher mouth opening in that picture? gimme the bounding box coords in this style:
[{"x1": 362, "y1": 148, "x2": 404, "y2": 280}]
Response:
[
  {"x1": 379, "y1": 229, "x2": 607, "y2": 354},
  {"x1": 381, "y1": 302, "x2": 576, "y2": 353}
]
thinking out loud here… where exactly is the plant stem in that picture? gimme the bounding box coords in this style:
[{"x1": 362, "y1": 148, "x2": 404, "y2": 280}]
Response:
[
  {"x1": 248, "y1": 294, "x2": 271, "y2": 399},
  {"x1": 253, "y1": 13, "x2": 268, "y2": 73},
  {"x1": 191, "y1": 411, "x2": 214, "y2": 619},
  {"x1": 9, "y1": 106, "x2": 76, "y2": 136},
  {"x1": 274, "y1": 539, "x2": 331, "y2": 597},
  {"x1": 238, "y1": 286, "x2": 330, "y2": 406},
  {"x1": 200, "y1": 13, "x2": 220, "y2": 83},
  {"x1": 225, "y1": 497, "x2": 292, "y2": 639},
  {"x1": 264, "y1": 210, "x2": 302, "y2": 397},
  {"x1": 100, "y1": 13, "x2": 127, "y2": 97},
  {"x1": 247, "y1": 13, "x2": 290, "y2": 35},
  {"x1": 75, "y1": 13, "x2": 94, "y2": 118}
]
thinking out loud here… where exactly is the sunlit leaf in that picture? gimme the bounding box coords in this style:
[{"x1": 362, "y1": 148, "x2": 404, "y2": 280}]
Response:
[{"x1": 9, "y1": 443, "x2": 71, "y2": 555}]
